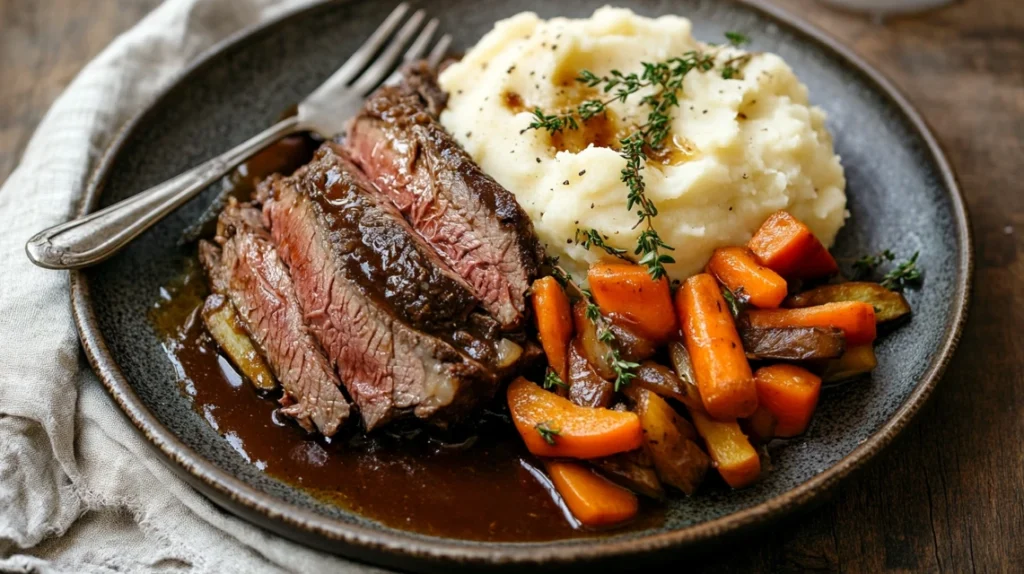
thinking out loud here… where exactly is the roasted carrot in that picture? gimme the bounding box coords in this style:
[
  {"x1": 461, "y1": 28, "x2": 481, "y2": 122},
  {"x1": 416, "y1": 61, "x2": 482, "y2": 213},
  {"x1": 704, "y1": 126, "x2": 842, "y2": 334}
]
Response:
[
  {"x1": 588, "y1": 261, "x2": 677, "y2": 341},
  {"x1": 754, "y1": 364, "x2": 822, "y2": 437},
  {"x1": 532, "y1": 276, "x2": 574, "y2": 381},
  {"x1": 545, "y1": 460, "x2": 639, "y2": 527},
  {"x1": 689, "y1": 408, "x2": 761, "y2": 489},
  {"x1": 707, "y1": 246, "x2": 788, "y2": 309},
  {"x1": 507, "y1": 377, "x2": 643, "y2": 459},
  {"x1": 748, "y1": 211, "x2": 838, "y2": 279},
  {"x1": 676, "y1": 273, "x2": 758, "y2": 420},
  {"x1": 745, "y1": 302, "x2": 877, "y2": 346}
]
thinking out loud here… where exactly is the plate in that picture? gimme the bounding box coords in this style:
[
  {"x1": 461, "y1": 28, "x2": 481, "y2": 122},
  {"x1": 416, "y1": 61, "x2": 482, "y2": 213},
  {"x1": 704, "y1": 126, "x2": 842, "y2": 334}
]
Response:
[{"x1": 70, "y1": 0, "x2": 972, "y2": 570}]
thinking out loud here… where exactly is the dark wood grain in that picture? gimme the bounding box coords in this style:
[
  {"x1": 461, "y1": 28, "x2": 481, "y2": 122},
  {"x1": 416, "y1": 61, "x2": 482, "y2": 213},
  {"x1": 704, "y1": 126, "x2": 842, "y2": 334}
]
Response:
[{"x1": 0, "y1": 0, "x2": 1021, "y2": 572}]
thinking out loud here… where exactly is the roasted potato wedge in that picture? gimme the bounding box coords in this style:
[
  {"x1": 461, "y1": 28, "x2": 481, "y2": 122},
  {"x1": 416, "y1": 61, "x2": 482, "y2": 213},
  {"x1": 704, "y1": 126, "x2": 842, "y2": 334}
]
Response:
[
  {"x1": 786, "y1": 281, "x2": 911, "y2": 324},
  {"x1": 202, "y1": 295, "x2": 276, "y2": 391},
  {"x1": 571, "y1": 301, "x2": 616, "y2": 380},
  {"x1": 592, "y1": 449, "x2": 666, "y2": 500},
  {"x1": 820, "y1": 344, "x2": 878, "y2": 383},
  {"x1": 666, "y1": 342, "x2": 706, "y2": 412},
  {"x1": 607, "y1": 314, "x2": 658, "y2": 362},
  {"x1": 624, "y1": 386, "x2": 709, "y2": 495},
  {"x1": 738, "y1": 323, "x2": 846, "y2": 361},
  {"x1": 568, "y1": 339, "x2": 614, "y2": 408}
]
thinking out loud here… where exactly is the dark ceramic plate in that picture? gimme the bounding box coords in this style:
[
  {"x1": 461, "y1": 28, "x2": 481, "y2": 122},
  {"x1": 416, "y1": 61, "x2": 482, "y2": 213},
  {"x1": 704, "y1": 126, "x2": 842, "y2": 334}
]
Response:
[{"x1": 70, "y1": 0, "x2": 971, "y2": 571}]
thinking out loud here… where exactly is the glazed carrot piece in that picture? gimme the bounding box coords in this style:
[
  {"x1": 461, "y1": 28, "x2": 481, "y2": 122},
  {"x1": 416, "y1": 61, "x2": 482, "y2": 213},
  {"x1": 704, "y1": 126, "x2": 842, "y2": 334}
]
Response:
[
  {"x1": 545, "y1": 460, "x2": 639, "y2": 527},
  {"x1": 754, "y1": 364, "x2": 822, "y2": 437},
  {"x1": 531, "y1": 276, "x2": 574, "y2": 381},
  {"x1": 745, "y1": 302, "x2": 877, "y2": 346},
  {"x1": 743, "y1": 405, "x2": 778, "y2": 445},
  {"x1": 507, "y1": 377, "x2": 643, "y2": 459},
  {"x1": 707, "y1": 246, "x2": 788, "y2": 309},
  {"x1": 588, "y1": 261, "x2": 677, "y2": 341},
  {"x1": 748, "y1": 211, "x2": 838, "y2": 279},
  {"x1": 689, "y1": 408, "x2": 761, "y2": 489},
  {"x1": 676, "y1": 274, "x2": 758, "y2": 420}
]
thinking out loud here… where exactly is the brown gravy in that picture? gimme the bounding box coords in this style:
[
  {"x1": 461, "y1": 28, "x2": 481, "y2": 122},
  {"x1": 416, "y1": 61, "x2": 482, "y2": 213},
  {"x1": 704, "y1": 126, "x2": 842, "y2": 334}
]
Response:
[{"x1": 148, "y1": 139, "x2": 664, "y2": 542}]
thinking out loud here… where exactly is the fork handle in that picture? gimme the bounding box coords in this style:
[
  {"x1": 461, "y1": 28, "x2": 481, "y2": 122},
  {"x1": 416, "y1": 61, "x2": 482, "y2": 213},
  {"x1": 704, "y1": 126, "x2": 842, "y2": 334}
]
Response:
[{"x1": 25, "y1": 115, "x2": 303, "y2": 270}]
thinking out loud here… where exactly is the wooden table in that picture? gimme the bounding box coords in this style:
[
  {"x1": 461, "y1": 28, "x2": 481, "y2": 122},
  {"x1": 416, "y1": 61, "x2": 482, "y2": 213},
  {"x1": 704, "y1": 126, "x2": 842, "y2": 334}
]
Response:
[{"x1": 2, "y1": 0, "x2": 1021, "y2": 571}]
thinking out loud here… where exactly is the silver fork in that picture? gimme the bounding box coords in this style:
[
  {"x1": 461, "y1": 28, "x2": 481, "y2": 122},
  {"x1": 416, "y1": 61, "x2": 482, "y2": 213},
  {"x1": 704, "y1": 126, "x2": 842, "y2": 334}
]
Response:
[{"x1": 26, "y1": 3, "x2": 450, "y2": 270}]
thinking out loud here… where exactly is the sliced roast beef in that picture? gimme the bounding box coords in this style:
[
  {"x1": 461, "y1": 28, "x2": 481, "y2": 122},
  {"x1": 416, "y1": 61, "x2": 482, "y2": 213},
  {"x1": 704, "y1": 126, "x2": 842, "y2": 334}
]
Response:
[
  {"x1": 199, "y1": 200, "x2": 350, "y2": 436},
  {"x1": 345, "y1": 66, "x2": 543, "y2": 331},
  {"x1": 257, "y1": 143, "x2": 501, "y2": 430}
]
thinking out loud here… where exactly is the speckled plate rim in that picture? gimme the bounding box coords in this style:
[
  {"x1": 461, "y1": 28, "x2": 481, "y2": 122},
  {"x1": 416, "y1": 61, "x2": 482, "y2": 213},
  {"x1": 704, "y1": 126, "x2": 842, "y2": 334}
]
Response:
[{"x1": 68, "y1": 0, "x2": 973, "y2": 569}]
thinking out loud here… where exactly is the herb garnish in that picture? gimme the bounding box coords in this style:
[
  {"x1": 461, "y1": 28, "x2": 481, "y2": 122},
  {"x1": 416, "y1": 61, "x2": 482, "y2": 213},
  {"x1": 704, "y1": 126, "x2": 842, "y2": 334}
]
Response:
[
  {"x1": 721, "y1": 286, "x2": 749, "y2": 319},
  {"x1": 543, "y1": 370, "x2": 568, "y2": 390},
  {"x1": 575, "y1": 228, "x2": 628, "y2": 258},
  {"x1": 852, "y1": 249, "x2": 895, "y2": 279},
  {"x1": 535, "y1": 421, "x2": 561, "y2": 445},
  {"x1": 881, "y1": 252, "x2": 922, "y2": 291},
  {"x1": 525, "y1": 32, "x2": 751, "y2": 280},
  {"x1": 852, "y1": 249, "x2": 922, "y2": 291}
]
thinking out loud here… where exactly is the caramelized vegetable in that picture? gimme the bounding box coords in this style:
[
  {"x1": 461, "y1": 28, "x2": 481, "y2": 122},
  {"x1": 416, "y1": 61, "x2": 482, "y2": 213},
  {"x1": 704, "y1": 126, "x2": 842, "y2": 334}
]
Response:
[
  {"x1": 588, "y1": 261, "x2": 677, "y2": 341},
  {"x1": 676, "y1": 273, "x2": 759, "y2": 420},
  {"x1": 743, "y1": 405, "x2": 778, "y2": 445},
  {"x1": 745, "y1": 302, "x2": 877, "y2": 346},
  {"x1": 545, "y1": 461, "x2": 639, "y2": 527},
  {"x1": 632, "y1": 361, "x2": 694, "y2": 409},
  {"x1": 666, "y1": 342, "x2": 706, "y2": 412},
  {"x1": 568, "y1": 339, "x2": 614, "y2": 408},
  {"x1": 507, "y1": 377, "x2": 643, "y2": 459},
  {"x1": 592, "y1": 449, "x2": 665, "y2": 499},
  {"x1": 626, "y1": 387, "x2": 710, "y2": 495},
  {"x1": 607, "y1": 315, "x2": 658, "y2": 362},
  {"x1": 748, "y1": 211, "x2": 838, "y2": 279},
  {"x1": 689, "y1": 409, "x2": 761, "y2": 489},
  {"x1": 707, "y1": 246, "x2": 788, "y2": 308},
  {"x1": 821, "y1": 345, "x2": 878, "y2": 383},
  {"x1": 532, "y1": 276, "x2": 574, "y2": 381},
  {"x1": 572, "y1": 301, "x2": 616, "y2": 380},
  {"x1": 738, "y1": 324, "x2": 846, "y2": 360},
  {"x1": 754, "y1": 364, "x2": 822, "y2": 437},
  {"x1": 201, "y1": 295, "x2": 276, "y2": 391},
  {"x1": 785, "y1": 281, "x2": 912, "y2": 324}
]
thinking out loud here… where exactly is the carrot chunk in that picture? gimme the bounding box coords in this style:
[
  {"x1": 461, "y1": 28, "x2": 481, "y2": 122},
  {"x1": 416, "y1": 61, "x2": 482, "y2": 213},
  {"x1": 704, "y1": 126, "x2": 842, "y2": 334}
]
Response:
[
  {"x1": 689, "y1": 409, "x2": 761, "y2": 489},
  {"x1": 588, "y1": 261, "x2": 677, "y2": 341},
  {"x1": 754, "y1": 364, "x2": 822, "y2": 437},
  {"x1": 707, "y1": 246, "x2": 789, "y2": 309},
  {"x1": 531, "y1": 276, "x2": 574, "y2": 381},
  {"x1": 745, "y1": 302, "x2": 877, "y2": 346},
  {"x1": 545, "y1": 460, "x2": 639, "y2": 527},
  {"x1": 676, "y1": 274, "x2": 758, "y2": 420},
  {"x1": 507, "y1": 377, "x2": 643, "y2": 459},
  {"x1": 748, "y1": 211, "x2": 838, "y2": 279}
]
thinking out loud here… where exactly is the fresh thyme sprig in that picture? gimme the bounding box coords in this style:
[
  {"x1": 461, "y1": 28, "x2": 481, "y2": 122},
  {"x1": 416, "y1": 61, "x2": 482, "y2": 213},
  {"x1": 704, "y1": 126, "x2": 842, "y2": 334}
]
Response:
[
  {"x1": 881, "y1": 252, "x2": 922, "y2": 291},
  {"x1": 575, "y1": 228, "x2": 628, "y2": 258},
  {"x1": 721, "y1": 286, "x2": 749, "y2": 319},
  {"x1": 853, "y1": 249, "x2": 895, "y2": 279},
  {"x1": 535, "y1": 421, "x2": 561, "y2": 445},
  {"x1": 525, "y1": 32, "x2": 751, "y2": 280},
  {"x1": 543, "y1": 370, "x2": 568, "y2": 390}
]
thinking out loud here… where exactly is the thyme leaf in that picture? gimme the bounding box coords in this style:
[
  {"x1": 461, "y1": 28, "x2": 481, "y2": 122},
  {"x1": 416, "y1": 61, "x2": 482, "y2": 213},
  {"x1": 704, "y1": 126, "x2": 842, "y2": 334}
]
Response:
[
  {"x1": 535, "y1": 421, "x2": 561, "y2": 445},
  {"x1": 881, "y1": 252, "x2": 923, "y2": 291}
]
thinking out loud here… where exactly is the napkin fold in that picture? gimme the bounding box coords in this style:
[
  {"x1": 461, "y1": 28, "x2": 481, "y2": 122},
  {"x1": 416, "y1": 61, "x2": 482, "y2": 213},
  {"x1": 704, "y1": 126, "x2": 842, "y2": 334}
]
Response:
[{"x1": 0, "y1": 1, "x2": 385, "y2": 571}]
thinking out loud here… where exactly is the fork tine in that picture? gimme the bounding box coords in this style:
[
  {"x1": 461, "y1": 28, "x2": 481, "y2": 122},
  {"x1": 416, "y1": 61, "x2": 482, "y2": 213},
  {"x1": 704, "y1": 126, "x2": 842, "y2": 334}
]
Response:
[
  {"x1": 351, "y1": 9, "x2": 427, "y2": 96},
  {"x1": 317, "y1": 3, "x2": 409, "y2": 90},
  {"x1": 427, "y1": 34, "x2": 452, "y2": 69},
  {"x1": 403, "y1": 18, "x2": 439, "y2": 63}
]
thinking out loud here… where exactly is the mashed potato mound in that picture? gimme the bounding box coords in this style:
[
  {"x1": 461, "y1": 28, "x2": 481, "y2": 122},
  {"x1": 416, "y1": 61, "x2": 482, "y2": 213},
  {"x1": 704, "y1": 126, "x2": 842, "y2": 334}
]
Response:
[{"x1": 439, "y1": 7, "x2": 846, "y2": 281}]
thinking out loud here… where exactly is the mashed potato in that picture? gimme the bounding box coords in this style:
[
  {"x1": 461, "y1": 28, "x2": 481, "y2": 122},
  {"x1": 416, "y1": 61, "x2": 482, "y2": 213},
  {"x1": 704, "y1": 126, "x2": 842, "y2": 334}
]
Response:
[{"x1": 439, "y1": 7, "x2": 846, "y2": 281}]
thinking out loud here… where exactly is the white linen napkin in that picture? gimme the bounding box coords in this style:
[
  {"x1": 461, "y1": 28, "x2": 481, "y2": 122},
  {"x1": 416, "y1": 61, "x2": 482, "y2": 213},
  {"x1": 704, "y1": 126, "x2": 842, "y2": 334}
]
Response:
[{"x1": 0, "y1": 1, "x2": 388, "y2": 571}]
